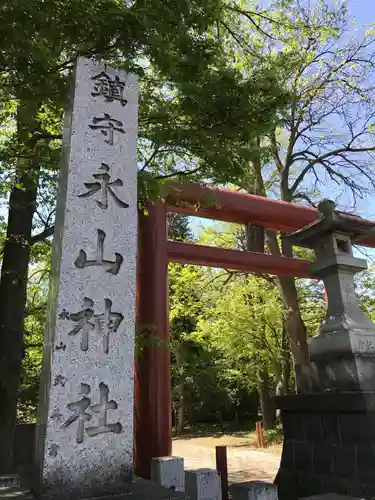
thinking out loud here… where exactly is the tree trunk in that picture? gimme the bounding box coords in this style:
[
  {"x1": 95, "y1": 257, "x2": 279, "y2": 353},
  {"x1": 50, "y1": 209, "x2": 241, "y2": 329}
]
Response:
[
  {"x1": 257, "y1": 368, "x2": 275, "y2": 430},
  {"x1": 170, "y1": 332, "x2": 184, "y2": 434},
  {"x1": 176, "y1": 391, "x2": 184, "y2": 434},
  {"x1": 245, "y1": 138, "x2": 310, "y2": 390},
  {"x1": 281, "y1": 323, "x2": 291, "y2": 394},
  {"x1": 266, "y1": 231, "x2": 309, "y2": 369},
  {"x1": 0, "y1": 102, "x2": 39, "y2": 472}
]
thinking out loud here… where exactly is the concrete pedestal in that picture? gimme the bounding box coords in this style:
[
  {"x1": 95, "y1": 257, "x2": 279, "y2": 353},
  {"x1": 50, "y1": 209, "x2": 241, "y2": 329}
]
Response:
[{"x1": 275, "y1": 393, "x2": 375, "y2": 500}]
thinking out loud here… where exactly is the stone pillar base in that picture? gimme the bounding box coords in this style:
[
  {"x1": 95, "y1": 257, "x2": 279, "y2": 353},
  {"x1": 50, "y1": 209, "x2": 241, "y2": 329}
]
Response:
[{"x1": 274, "y1": 393, "x2": 375, "y2": 500}]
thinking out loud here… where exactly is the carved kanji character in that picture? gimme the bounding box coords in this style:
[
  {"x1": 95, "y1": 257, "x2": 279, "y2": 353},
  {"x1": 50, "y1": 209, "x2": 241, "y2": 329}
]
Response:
[
  {"x1": 78, "y1": 163, "x2": 129, "y2": 209},
  {"x1": 86, "y1": 382, "x2": 122, "y2": 437},
  {"x1": 89, "y1": 113, "x2": 125, "y2": 146},
  {"x1": 66, "y1": 298, "x2": 95, "y2": 352},
  {"x1": 61, "y1": 384, "x2": 92, "y2": 444},
  {"x1": 94, "y1": 299, "x2": 123, "y2": 354},
  {"x1": 74, "y1": 229, "x2": 123, "y2": 275},
  {"x1": 91, "y1": 72, "x2": 127, "y2": 106}
]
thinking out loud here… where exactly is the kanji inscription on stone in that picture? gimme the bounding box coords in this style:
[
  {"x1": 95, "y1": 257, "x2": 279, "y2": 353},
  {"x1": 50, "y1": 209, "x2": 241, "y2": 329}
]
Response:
[
  {"x1": 62, "y1": 384, "x2": 92, "y2": 444},
  {"x1": 48, "y1": 444, "x2": 59, "y2": 457},
  {"x1": 74, "y1": 229, "x2": 123, "y2": 275},
  {"x1": 61, "y1": 383, "x2": 122, "y2": 444},
  {"x1": 60, "y1": 297, "x2": 123, "y2": 353},
  {"x1": 50, "y1": 409, "x2": 63, "y2": 421},
  {"x1": 91, "y1": 72, "x2": 128, "y2": 106},
  {"x1": 78, "y1": 163, "x2": 129, "y2": 209},
  {"x1": 86, "y1": 382, "x2": 122, "y2": 437},
  {"x1": 35, "y1": 57, "x2": 138, "y2": 500},
  {"x1": 93, "y1": 298, "x2": 123, "y2": 354},
  {"x1": 54, "y1": 341, "x2": 66, "y2": 351},
  {"x1": 358, "y1": 338, "x2": 375, "y2": 353},
  {"x1": 89, "y1": 113, "x2": 125, "y2": 146},
  {"x1": 53, "y1": 375, "x2": 66, "y2": 387}
]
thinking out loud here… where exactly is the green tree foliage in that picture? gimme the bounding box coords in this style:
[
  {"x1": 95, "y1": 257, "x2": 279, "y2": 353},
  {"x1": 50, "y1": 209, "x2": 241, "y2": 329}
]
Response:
[
  {"x1": 168, "y1": 219, "x2": 259, "y2": 431},
  {"x1": 169, "y1": 263, "x2": 260, "y2": 432},
  {"x1": 198, "y1": 274, "x2": 285, "y2": 429},
  {"x1": 167, "y1": 214, "x2": 193, "y2": 242}
]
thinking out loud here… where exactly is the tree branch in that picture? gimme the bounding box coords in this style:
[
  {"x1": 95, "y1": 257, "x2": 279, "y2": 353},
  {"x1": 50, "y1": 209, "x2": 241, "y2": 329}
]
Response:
[
  {"x1": 31, "y1": 225, "x2": 54, "y2": 244},
  {"x1": 155, "y1": 166, "x2": 203, "y2": 180}
]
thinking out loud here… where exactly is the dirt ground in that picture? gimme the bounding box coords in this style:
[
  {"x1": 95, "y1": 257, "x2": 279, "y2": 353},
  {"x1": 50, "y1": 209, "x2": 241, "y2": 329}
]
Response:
[{"x1": 172, "y1": 433, "x2": 281, "y2": 484}]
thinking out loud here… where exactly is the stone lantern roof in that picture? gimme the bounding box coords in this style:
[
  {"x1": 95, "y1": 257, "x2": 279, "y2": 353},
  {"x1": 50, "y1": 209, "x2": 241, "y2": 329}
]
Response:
[
  {"x1": 284, "y1": 200, "x2": 375, "y2": 278},
  {"x1": 284, "y1": 199, "x2": 375, "y2": 249}
]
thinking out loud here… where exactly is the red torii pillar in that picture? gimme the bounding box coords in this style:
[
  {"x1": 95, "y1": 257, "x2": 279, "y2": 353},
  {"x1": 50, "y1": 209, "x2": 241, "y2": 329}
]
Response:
[{"x1": 134, "y1": 203, "x2": 171, "y2": 479}]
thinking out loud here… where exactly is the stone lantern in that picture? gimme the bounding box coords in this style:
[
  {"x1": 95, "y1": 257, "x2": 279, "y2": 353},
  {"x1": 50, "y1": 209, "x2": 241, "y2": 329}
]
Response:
[
  {"x1": 284, "y1": 199, "x2": 375, "y2": 393},
  {"x1": 274, "y1": 200, "x2": 375, "y2": 500}
]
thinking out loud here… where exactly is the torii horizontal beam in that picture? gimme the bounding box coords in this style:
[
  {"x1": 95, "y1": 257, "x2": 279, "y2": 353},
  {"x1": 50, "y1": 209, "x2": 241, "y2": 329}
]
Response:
[
  {"x1": 167, "y1": 241, "x2": 316, "y2": 278},
  {"x1": 166, "y1": 183, "x2": 375, "y2": 247}
]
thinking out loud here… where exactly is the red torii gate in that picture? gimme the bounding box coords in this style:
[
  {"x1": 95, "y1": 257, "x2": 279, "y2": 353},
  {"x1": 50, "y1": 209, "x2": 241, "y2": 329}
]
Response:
[{"x1": 134, "y1": 183, "x2": 375, "y2": 478}]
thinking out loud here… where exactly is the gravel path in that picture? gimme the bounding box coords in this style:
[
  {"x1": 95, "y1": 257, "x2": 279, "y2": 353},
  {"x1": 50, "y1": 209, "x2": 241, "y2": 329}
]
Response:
[{"x1": 173, "y1": 437, "x2": 280, "y2": 484}]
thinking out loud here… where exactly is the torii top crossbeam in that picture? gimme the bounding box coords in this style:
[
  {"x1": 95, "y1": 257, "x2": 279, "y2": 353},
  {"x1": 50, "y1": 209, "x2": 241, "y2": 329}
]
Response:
[{"x1": 166, "y1": 182, "x2": 375, "y2": 246}]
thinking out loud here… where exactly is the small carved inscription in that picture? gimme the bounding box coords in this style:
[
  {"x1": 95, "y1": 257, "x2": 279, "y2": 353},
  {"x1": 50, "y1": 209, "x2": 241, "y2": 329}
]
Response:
[
  {"x1": 89, "y1": 113, "x2": 125, "y2": 146},
  {"x1": 60, "y1": 297, "x2": 123, "y2": 353},
  {"x1": 78, "y1": 163, "x2": 129, "y2": 209},
  {"x1": 358, "y1": 339, "x2": 375, "y2": 353},
  {"x1": 54, "y1": 341, "x2": 67, "y2": 351},
  {"x1": 50, "y1": 409, "x2": 63, "y2": 421},
  {"x1": 61, "y1": 383, "x2": 122, "y2": 443},
  {"x1": 74, "y1": 229, "x2": 123, "y2": 275},
  {"x1": 59, "y1": 310, "x2": 70, "y2": 320},
  {"x1": 53, "y1": 374, "x2": 66, "y2": 387},
  {"x1": 91, "y1": 72, "x2": 127, "y2": 106},
  {"x1": 48, "y1": 443, "x2": 59, "y2": 457}
]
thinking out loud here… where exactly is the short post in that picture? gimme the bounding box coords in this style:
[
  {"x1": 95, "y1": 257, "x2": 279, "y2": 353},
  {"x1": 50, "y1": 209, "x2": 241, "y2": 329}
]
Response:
[
  {"x1": 256, "y1": 422, "x2": 264, "y2": 449},
  {"x1": 215, "y1": 446, "x2": 228, "y2": 500},
  {"x1": 151, "y1": 456, "x2": 185, "y2": 492},
  {"x1": 259, "y1": 422, "x2": 265, "y2": 448},
  {"x1": 185, "y1": 469, "x2": 222, "y2": 500}
]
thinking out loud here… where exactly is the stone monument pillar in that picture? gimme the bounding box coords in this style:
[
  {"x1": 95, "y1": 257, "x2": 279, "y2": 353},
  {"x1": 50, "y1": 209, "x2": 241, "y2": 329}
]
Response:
[
  {"x1": 34, "y1": 57, "x2": 138, "y2": 499},
  {"x1": 274, "y1": 201, "x2": 375, "y2": 500}
]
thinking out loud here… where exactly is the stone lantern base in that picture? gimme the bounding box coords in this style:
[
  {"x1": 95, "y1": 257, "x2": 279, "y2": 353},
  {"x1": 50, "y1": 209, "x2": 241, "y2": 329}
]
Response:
[{"x1": 274, "y1": 393, "x2": 375, "y2": 500}]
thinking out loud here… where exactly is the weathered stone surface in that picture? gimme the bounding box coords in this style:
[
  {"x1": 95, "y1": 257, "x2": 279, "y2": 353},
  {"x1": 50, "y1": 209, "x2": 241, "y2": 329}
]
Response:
[
  {"x1": 231, "y1": 481, "x2": 278, "y2": 500},
  {"x1": 151, "y1": 457, "x2": 185, "y2": 492},
  {"x1": 275, "y1": 393, "x2": 375, "y2": 500},
  {"x1": 185, "y1": 469, "x2": 221, "y2": 500},
  {"x1": 34, "y1": 57, "x2": 138, "y2": 500}
]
